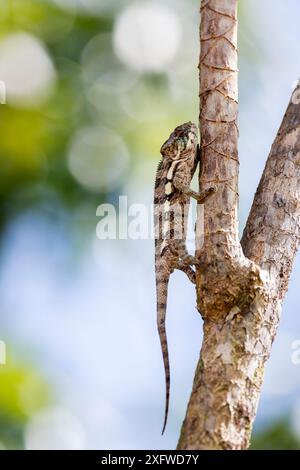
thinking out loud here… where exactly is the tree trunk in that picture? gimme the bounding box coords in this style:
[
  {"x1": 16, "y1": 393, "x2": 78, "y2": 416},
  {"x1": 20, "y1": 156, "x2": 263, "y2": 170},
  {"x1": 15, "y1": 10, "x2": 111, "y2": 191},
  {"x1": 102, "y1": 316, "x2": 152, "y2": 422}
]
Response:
[{"x1": 177, "y1": 0, "x2": 300, "y2": 450}]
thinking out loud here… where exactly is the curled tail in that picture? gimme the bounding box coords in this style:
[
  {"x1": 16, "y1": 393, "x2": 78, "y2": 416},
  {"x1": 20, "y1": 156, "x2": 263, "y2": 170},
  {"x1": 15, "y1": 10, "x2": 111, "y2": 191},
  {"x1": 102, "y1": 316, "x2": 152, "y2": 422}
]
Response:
[{"x1": 156, "y1": 269, "x2": 170, "y2": 435}]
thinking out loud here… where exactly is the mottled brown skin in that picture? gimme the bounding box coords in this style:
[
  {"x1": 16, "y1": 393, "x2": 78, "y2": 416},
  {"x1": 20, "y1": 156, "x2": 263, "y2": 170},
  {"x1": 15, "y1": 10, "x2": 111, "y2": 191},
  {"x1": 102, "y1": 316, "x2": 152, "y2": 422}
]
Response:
[{"x1": 154, "y1": 122, "x2": 216, "y2": 434}]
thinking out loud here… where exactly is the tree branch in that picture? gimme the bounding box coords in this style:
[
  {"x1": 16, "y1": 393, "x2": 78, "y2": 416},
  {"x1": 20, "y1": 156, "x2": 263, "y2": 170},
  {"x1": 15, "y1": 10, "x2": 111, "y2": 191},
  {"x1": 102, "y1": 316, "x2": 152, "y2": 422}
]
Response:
[
  {"x1": 241, "y1": 89, "x2": 300, "y2": 287},
  {"x1": 177, "y1": 0, "x2": 300, "y2": 450}
]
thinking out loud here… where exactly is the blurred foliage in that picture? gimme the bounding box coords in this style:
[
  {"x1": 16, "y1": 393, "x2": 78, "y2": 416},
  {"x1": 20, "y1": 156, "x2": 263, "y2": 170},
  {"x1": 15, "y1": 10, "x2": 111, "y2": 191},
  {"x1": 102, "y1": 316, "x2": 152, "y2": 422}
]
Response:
[
  {"x1": 0, "y1": 0, "x2": 261, "y2": 231},
  {"x1": 251, "y1": 420, "x2": 300, "y2": 450},
  {"x1": 0, "y1": 0, "x2": 185, "y2": 236},
  {"x1": 0, "y1": 0, "x2": 113, "y2": 230},
  {"x1": 0, "y1": 354, "x2": 49, "y2": 449},
  {"x1": 0, "y1": 0, "x2": 135, "y2": 450}
]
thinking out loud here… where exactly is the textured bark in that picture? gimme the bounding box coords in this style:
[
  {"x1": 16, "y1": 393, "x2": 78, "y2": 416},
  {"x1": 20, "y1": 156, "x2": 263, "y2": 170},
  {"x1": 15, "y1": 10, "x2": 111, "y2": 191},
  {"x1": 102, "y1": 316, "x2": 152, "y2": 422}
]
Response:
[{"x1": 177, "y1": 0, "x2": 300, "y2": 450}]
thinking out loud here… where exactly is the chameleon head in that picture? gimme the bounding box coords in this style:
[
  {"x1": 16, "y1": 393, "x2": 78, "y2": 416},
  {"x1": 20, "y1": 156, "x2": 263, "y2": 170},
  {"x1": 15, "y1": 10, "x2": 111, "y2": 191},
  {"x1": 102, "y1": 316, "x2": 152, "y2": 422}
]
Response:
[{"x1": 160, "y1": 121, "x2": 198, "y2": 158}]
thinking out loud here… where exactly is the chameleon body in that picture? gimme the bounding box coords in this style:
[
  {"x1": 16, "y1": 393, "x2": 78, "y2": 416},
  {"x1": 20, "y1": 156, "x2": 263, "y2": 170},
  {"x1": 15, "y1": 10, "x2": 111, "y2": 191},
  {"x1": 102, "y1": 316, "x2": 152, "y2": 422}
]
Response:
[{"x1": 154, "y1": 122, "x2": 216, "y2": 434}]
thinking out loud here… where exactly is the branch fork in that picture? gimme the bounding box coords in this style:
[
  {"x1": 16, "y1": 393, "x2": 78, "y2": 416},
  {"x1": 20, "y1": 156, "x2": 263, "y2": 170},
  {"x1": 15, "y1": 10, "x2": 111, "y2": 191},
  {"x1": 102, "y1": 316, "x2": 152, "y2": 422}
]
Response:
[{"x1": 178, "y1": 0, "x2": 300, "y2": 450}]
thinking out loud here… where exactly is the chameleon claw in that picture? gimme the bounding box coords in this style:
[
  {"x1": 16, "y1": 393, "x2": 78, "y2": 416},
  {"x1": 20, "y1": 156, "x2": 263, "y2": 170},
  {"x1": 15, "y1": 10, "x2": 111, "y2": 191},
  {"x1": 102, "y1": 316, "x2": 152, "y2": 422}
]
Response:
[
  {"x1": 181, "y1": 255, "x2": 199, "y2": 266},
  {"x1": 209, "y1": 185, "x2": 217, "y2": 194},
  {"x1": 201, "y1": 186, "x2": 217, "y2": 199},
  {"x1": 192, "y1": 185, "x2": 217, "y2": 203}
]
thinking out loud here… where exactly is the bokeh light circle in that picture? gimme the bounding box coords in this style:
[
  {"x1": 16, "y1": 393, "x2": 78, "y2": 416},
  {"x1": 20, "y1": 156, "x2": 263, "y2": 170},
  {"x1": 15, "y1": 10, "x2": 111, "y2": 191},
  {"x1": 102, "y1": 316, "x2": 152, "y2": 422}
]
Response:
[
  {"x1": 0, "y1": 33, "x2": 56, "y2": 106},
  {"x1": 81, "y1": 33, "x2": 138, "y2": 95},
  {"x1": 25, "y1": 407, "x2": 85, "y2": 450},
  {"x1": 0, "y1": 33, "x2": 56, "y2": 107},
  {"x1": 113, "y1": 2, "x2": 181, "y2": 73},
  {"x1": 68, "y1": 126, "x2": 129, "y2": 192}
]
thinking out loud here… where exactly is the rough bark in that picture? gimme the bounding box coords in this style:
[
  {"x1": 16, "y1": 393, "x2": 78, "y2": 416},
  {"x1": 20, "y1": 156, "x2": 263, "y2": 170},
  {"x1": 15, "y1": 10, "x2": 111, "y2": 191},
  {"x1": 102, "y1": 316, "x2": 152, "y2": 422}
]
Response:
[{"x1": 177, "y1": 0, "x2": 300, "y2": 450}]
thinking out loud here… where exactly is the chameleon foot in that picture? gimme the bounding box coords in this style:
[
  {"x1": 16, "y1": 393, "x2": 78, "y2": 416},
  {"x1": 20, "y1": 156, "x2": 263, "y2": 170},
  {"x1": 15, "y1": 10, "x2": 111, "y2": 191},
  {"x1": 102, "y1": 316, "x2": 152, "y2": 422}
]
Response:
[
  {"x1": 194, "y1": 185, "x2": 217, "y2": 203},
  {"x1": 176, "y1": 261, "x2": 196, "y2": 284},
  {"x1": 180, "y1": 254, "x2": 199, "y2": 266}
]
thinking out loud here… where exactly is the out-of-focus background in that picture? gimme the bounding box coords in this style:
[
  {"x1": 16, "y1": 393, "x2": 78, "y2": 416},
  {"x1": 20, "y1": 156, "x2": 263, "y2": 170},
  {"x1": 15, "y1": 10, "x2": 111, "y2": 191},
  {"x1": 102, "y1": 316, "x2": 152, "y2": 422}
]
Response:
[{"x1": 0, "y1": 0, "x2": 300, "y2": 450}]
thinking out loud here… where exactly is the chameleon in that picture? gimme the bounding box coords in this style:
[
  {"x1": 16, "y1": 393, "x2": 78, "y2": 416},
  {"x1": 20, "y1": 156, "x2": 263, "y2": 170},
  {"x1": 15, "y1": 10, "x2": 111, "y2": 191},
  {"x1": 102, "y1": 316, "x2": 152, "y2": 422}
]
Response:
[{"x1": 154, "y1": 121, "x2": 216, "y2": 434}]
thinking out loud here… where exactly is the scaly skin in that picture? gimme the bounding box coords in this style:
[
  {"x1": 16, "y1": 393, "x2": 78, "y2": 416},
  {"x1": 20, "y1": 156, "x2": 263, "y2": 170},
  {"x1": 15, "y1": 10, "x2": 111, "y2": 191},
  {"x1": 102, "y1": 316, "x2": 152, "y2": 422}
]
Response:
[{"x1": 154, "y1": 122, "x2": 216, "y2": 434}]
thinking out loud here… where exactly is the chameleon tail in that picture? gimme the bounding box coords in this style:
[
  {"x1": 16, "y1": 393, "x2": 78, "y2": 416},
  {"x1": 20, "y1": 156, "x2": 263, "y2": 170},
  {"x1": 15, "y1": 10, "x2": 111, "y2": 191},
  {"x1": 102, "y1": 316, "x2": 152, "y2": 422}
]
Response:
[{"x1": 156, "y1": 269, "x2": 170, "y2": 435}]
